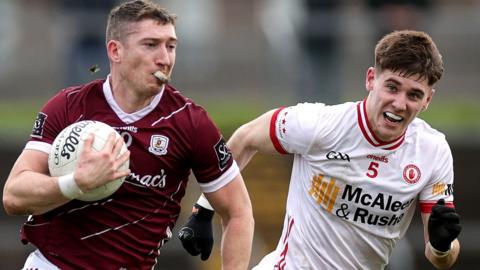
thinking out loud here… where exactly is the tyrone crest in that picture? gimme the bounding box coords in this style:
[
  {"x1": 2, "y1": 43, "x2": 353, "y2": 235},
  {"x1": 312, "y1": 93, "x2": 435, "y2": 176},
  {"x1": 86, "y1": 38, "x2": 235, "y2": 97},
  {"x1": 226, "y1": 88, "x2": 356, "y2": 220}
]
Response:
[
  {"x1": 403, "y1": 164, "x2": 421, "y2": 184},
  {"x1": 149, "y1": 135, "x2": 169, "y2": 156}
]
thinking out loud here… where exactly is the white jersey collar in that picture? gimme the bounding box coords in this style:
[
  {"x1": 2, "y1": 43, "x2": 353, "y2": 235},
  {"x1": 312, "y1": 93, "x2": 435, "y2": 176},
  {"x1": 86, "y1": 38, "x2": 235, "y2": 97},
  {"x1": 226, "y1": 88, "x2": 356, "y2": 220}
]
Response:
[
  {"x1": 356, "y1": 99, "x2": 405, "y2": 150},
  {"x1": 103, "y1": 75, "x2": 164, "y2": 124}
]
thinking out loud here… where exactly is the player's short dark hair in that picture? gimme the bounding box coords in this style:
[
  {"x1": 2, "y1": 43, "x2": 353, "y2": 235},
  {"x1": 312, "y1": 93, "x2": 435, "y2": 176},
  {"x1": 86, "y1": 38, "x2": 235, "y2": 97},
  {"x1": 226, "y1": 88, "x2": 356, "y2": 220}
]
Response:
[
  {"x1": 374, "y1": 30, "x2": 443, "y2": 86},
  {"x1": 106, "y1": 0, "x2": 177, "y2": 42}
]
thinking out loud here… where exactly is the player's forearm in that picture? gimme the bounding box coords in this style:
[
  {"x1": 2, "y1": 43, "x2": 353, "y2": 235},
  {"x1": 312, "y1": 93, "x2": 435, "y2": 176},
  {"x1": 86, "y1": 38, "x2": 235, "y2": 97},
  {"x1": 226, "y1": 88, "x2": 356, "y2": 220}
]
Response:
[
  {"x1": 425, "y1": 239, "x2": 460, "y2": 269},
  {"x1": 3, "y1": 171, "x2": 69, "y2": 215},
  {"x1": 220, "y1": 213, "x2": 254, "y2": 270}
]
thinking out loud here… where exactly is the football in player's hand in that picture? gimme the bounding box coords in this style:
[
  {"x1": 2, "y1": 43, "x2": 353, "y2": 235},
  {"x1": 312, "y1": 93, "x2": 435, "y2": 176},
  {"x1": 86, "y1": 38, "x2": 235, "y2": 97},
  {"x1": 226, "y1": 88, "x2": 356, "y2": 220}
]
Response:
[{"x1": 48, "y1": 120, "x2": 129, "y2": 201}]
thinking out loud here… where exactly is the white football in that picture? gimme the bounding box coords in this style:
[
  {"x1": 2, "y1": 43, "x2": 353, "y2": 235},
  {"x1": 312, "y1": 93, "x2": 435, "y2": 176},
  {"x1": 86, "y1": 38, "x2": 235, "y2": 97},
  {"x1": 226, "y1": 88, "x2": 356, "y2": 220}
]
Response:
[{"x1": 48, "y1": 120, "x2": 129, "y2": 201}]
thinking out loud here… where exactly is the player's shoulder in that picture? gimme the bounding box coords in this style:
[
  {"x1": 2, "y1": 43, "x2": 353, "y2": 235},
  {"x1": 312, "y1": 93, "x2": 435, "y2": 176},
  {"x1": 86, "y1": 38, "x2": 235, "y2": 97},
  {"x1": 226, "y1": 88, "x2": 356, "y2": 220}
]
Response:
[
  {"x1": 289, "y1": 101, "x2": 356, "y2": 122},
  {"x1": 162, "y1": 84, "x2": 211, "y2": 123},
  {"x1": 409, "y1": 117, "x2": 449, "y2": 147},
  {"x1": 56, "y1": 79, "x2": 105, "y2": 100},
  {"x1": 163, "y1": 84, "x2": 203, "y2": 109},
  {"x1": 44, "y1": 79, "x2": 104, "y2": 108},
  {"x1": 291, "y1": 101, "x2": 354, "y2": 113},
  {"x1": 284, "y1": 101, "x2": 356, "y2": 137}
]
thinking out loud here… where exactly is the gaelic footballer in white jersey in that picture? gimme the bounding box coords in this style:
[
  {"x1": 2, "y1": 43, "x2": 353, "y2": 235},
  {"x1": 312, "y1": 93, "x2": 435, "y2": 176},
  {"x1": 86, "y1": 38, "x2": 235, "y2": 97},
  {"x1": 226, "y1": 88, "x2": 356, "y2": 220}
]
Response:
[{"x1": 254, "y1": 100, "x2": 454, "y2": 270}]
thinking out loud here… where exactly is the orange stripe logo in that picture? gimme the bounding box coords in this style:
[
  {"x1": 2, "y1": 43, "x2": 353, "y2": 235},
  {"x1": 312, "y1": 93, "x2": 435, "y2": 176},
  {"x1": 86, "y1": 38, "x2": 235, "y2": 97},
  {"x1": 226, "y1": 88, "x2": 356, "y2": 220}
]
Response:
[
  {"x1": 309, "y1": 175, "x2": 340, "y2": 213},
  {"x1": 432, "y1": 183, "x2": 447, "y2": 196}
]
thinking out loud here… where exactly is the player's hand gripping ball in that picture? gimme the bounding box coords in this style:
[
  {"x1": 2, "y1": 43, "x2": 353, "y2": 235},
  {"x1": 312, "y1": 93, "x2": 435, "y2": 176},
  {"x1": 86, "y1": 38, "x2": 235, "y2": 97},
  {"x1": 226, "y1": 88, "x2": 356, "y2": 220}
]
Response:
[{"x1": 48, "y1": 120, "x2": 129, "y2": 201}]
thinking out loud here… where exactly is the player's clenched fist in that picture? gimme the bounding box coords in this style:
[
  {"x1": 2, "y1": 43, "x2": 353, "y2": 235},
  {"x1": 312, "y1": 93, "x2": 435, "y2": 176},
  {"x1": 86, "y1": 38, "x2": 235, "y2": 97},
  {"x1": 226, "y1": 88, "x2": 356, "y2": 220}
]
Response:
[
  {"x1": 178, "y1": 204, "x2": 214, "y2": 261},
  {"x1": 428, "y1": 199, "x2": 462, "y2": 252}
]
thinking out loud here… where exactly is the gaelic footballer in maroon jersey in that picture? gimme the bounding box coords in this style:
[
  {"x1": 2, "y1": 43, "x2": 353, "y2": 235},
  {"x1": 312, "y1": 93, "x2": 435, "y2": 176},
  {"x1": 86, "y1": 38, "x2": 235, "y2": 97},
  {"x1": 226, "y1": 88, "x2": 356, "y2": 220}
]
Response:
[
  {"x1": 4, "y1": 2, "x2": 253, "y2": 269},
  {"x1": 21, "y1": 79, "x2": 238, "y2": 269}
]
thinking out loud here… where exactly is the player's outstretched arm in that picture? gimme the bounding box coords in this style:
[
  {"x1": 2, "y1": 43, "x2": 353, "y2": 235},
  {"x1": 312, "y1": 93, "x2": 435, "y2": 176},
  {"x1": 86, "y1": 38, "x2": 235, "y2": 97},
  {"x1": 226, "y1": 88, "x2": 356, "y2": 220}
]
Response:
[
  {"x1": 422, "y1": 199, "x2": 462, "y2": 269},
  {"x1": 227, "y1": 109, "x2": 278, "y2": 170}
]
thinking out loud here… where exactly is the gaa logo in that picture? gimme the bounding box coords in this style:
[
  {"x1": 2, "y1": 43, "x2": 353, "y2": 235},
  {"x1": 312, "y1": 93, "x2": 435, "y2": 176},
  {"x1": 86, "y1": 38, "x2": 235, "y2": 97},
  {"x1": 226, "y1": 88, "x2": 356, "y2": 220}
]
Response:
[
  {"x1": 403, "y1": 164, "x2": 421, "y2": 184},
  {"x1": 326, "y1": 151, "x2": 350, "y2": 162}
]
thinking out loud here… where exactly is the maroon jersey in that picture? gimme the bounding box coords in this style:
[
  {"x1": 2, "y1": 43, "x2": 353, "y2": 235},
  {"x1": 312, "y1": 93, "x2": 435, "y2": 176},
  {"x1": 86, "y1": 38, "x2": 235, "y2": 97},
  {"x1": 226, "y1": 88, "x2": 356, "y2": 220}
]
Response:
[{"x1": 22, "y1": 78, "x2": 238, "y2": 269}]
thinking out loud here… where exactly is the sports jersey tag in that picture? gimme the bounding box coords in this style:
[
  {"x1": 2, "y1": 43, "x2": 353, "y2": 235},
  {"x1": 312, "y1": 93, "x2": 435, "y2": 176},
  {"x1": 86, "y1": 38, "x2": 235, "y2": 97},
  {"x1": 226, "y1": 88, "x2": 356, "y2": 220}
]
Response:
[
  {"x1": 31, "y1": 112, "x2": 48, "y2": 138},
  {"x1": 214, "y1": 137, "x2": 231, "y2": 171}
]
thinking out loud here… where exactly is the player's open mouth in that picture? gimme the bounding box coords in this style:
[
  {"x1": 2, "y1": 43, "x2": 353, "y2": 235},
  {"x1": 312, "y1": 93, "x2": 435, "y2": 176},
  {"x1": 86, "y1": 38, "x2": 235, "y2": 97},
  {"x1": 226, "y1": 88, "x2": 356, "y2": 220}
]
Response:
[{"x1": 384, "y1": 112, "x2": 403, "y2": 123}]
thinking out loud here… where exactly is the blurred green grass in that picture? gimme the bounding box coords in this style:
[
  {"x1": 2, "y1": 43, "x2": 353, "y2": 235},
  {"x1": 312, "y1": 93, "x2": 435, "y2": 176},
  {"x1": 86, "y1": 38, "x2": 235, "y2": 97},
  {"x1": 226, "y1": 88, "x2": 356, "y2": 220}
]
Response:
[
  {"x1": 0, "y1": 99, "x2": 478, "y2": 143},
  {"x1": 418, "y1": 99, "x2": 480, "y2": 138}
]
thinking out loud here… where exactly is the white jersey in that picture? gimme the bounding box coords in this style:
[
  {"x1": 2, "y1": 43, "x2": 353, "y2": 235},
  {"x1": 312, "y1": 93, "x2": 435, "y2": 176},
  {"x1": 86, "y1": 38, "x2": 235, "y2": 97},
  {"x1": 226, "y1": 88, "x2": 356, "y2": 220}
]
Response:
[{"x1": 254, "y1": 100, "x2": 455, "y2": 270}]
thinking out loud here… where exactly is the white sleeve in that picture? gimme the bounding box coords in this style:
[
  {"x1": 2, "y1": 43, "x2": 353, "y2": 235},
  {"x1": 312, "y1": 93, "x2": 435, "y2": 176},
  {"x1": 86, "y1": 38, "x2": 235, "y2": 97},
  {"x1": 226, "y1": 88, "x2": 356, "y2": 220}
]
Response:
[
  {"x1": 419, "y1": 139, "x2": 454, "y2": 204},
  {"x1": 25, "y1": 141, "x2": 51, "y2": 154},
  {"x1": 198, "y1": 160, "x2": 240, "y2": 193},
  {"x1": 270, "y1": 103, "x2": 326, "y2": 155}
]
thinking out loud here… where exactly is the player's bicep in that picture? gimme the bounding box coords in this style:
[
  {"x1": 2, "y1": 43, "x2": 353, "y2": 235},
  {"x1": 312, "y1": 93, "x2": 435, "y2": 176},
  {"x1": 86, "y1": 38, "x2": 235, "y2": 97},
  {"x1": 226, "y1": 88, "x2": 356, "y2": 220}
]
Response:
[
  {"x1": 203, "y1": 173, "x2": 251, "y2": 219},
  {"x1": 8, "y1": 149, "x2": 50, "y2": 179},
  {"x1": 230, "y1": 110, "x2": 277, "y2": 154}
]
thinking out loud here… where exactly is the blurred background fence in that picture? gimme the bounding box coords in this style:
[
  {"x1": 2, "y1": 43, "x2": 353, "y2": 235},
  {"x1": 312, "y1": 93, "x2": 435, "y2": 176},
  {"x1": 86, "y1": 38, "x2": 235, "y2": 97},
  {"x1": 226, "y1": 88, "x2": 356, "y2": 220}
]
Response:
[{"x1": 1, "y1": 0, "x2": 479, "y2": 269}]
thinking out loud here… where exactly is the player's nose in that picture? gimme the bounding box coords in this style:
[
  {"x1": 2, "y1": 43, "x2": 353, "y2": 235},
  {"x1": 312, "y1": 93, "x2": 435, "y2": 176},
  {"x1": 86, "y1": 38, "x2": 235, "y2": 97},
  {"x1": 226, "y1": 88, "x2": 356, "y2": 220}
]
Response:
[
  {"x1": 154, "y1": 46, "x2": 172, "y2": 66},
  {"x1": 391, "y1": 94, "x2": 407, "y2": 111}
]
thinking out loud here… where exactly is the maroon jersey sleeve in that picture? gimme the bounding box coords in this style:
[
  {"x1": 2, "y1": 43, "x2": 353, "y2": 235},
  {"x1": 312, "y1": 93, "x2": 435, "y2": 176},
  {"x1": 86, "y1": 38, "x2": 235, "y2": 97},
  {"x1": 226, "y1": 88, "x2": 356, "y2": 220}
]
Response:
[
  {"x1": 30, "y1": 87, "x2": 79, "y2": 145},
  {"x1": 190, "y1": 108, "x2": 239, "y2": 192}
]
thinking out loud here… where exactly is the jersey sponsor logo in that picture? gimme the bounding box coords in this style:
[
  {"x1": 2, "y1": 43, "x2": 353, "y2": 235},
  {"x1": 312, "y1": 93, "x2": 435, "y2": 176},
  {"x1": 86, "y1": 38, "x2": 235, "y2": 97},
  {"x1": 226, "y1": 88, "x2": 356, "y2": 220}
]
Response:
[
  {"x1": 341, "y1": 185, "x2": 414, "y2": 212},
  {"x1": 403, "y1": 164, "x2": 421, "y2": 184},
  {"x1": 31, "y1": 112, "x2": 48, "y2": 138},
  {"x1": 149, "y1": 135, "x2": 169, "y2": 156},
  {"x1": 113, "y1": 126, "x2": 138, "y2": 133},
  {"x1": 366, "y1": 154, "x2": 389, "y2": 163},
  {"x1": 309, "y1": 174, "x2": 415, "y2": 227},
  {"x1": 326, "y1": 151, "x2": 350, "y2": 162},
  {"x1": 432, "y1": 183, "x2": 454, "y2": 196},
  {"x1": 340, "y1": 185, "x2": 415, "y2": 226},
  {"x1": 309, "y1": 175, "x2": 340, "y2": 213},
  {"x1": 214, "y1": 137, "x2": 232, "y2": 171},
  {"x1": 127, "y1": 170, "x2": 167, "y2": 188}
]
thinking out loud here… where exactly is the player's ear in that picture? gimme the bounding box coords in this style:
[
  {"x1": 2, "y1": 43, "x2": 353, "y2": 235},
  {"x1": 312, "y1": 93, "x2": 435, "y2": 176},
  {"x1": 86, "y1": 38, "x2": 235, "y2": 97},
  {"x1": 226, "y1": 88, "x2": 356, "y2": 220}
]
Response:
[
  {"x1": 422, "y1": 88, "x2": 435, "y2": 111},
  {"x1": 365, "y1": 67, "x2": 375, "y2": 92},
  {"x1": 107, "y1": 40, "x2": 122, "y2": 63}
]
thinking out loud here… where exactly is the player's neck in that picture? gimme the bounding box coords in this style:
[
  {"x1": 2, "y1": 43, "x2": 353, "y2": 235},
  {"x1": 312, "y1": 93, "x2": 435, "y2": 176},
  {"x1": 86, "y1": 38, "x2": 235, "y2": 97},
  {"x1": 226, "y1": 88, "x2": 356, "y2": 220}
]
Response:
[{"x1": 110, "y1": 77, "x2": 160, "y2": 114}]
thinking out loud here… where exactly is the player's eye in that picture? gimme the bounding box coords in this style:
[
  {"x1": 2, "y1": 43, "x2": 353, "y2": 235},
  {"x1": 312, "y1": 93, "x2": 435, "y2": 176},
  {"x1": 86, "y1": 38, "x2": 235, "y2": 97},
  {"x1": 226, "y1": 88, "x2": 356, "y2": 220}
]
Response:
[
  {"x1": 408, "y1": 92, "x2": 422, "y2": 100},
  {"x1": 144, "y1": 42, "x2": 157, "y2": 48},
  {"x1": 386, "y1": 84, "x2": 397, "y2": 92}
]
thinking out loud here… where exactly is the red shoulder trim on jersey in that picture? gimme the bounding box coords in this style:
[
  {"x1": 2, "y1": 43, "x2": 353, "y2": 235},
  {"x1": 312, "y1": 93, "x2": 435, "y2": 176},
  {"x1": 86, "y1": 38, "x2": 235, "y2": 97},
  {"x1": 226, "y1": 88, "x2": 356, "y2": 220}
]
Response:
[
  {"x1": 270, "y1": 107, "x2": 288, "y2": 155},
  {"x1": 357, "y1": 100, "x2": 406, "y2": 150},
  {"x1": 419, "y1": 201, "x2": 455, "y2": 213},
  {"x1": 357, "y1": 102, "x2": 377, "y2": 146}
]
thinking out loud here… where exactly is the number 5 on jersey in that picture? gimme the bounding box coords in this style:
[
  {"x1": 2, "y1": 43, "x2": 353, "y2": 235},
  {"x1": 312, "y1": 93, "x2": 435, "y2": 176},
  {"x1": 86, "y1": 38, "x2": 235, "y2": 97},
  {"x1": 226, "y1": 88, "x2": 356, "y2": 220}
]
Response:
[{"x1": 366, "y1": 162, "x2": 379, "y2": 178}]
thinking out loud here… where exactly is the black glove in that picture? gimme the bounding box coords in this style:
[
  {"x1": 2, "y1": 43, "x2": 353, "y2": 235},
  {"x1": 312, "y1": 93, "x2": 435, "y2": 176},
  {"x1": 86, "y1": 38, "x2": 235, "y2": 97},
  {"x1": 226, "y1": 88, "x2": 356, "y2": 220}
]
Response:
[
  {"x1": 428, "y1": 199, "x2": 462, "y2": 252},
  {"x1": 178, "y1": 204, "x2": 215, "y2": 260}
]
